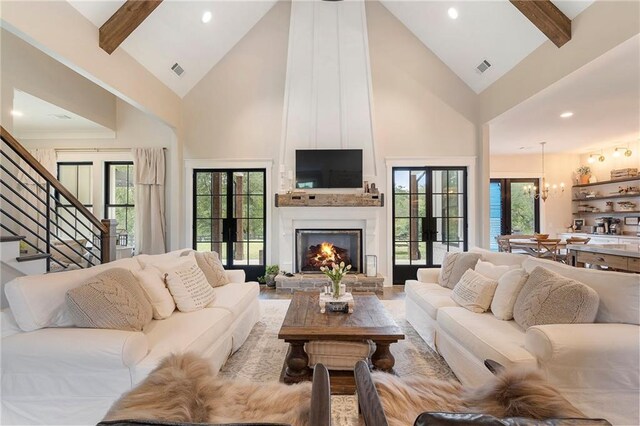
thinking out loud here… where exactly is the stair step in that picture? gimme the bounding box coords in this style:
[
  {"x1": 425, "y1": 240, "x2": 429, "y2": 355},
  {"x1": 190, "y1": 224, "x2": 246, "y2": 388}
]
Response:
[
  {"x1": 0, "y1": 235, "x2": 26, "y2": 243},
  {"x1": 16, "y1": 253, "x2": 51, "y2": 262}
]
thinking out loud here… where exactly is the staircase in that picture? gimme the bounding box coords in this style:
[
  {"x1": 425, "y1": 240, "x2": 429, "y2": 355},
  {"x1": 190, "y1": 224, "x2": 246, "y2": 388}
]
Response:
[{"x1": 0, "y1": 126, "x2": 116, "y2": 284}]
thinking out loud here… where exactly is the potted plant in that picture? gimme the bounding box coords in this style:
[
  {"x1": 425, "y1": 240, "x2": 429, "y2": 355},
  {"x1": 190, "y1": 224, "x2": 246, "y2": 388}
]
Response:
[
  {"x1": 576, "y1": 166, "x2": 591, "y2": 185},
  {"x1": 264, "y1": 265, "x2": 280, "y2": 288},
  {"x1": 320, "y1": 262, "x2": 352, "y2": 299}
]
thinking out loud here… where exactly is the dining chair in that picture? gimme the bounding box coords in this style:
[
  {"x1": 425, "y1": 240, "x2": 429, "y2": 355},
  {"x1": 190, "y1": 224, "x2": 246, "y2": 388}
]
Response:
[
  {"x1": 536, "y1": 239, "x2": 561, "y2": 261},
  {"x1": 559, "y1": 237, "x2": 591, "y2": 264}
]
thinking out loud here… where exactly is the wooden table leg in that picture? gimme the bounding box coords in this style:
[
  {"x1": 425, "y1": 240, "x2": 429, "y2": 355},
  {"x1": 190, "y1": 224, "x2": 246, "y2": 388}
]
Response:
[
  {"x1": 371, "y1": 341, "x2": 395, "y2": 373},
  {"x1": 283, "y1": 340, "x2": 311, "y2": 384}
]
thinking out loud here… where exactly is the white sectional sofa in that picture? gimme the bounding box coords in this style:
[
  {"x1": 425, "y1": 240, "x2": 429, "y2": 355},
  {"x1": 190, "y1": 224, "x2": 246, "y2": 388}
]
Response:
[
  {"x1": 406, "y1": 248, "x2": 640, "y2": 426},
  {"x1": 1, "y1": 250, "x2": 260, "y2": 425}
]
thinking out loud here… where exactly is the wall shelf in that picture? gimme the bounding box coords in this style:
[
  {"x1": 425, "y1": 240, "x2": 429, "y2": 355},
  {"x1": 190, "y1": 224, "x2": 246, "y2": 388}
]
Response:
[
  {"x1": 572, "y1": 176, "x2": 639, "y2": 188},
  {"x1": 275, "y1": 192, "x2": 384, "y2": 207},
  {"x1": 573, "y1": 211, "x2": 640, "y2": 215},
  {"x1": 572, "y1": 193, "x2": 640, "y2": 202}
]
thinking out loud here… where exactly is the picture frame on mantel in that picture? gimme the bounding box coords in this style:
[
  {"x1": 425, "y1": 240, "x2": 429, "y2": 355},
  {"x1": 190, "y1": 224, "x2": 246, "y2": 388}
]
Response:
[{"x1": 365, "y1": 255, "x2": 377, "y2": 277}]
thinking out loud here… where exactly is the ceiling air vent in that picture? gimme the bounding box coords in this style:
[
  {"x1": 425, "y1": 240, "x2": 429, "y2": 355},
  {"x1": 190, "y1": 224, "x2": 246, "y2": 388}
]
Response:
[
  {"x1": 171, "y1": 63, "x2": 185, "y2": 77},
  {"x1": 476, "y1": 59, "x2": 492, "y2": 74},
  {"x1": 50, "y1": 114, "x2": 72, "y2": 120}
]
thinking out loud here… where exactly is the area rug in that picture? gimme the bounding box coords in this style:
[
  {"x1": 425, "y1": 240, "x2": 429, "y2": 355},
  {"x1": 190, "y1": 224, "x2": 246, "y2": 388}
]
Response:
[{"x1": 218, "y1": 299, "x2": 456, "y2": 425}]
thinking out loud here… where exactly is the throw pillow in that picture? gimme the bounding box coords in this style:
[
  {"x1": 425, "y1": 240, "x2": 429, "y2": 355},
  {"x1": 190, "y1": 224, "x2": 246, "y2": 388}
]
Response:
[
  {"x1": 513, "y1": 266, "x2": 599, "y2": 329},
  {"x1": 133, "y1": 266, "x2": 176, "y2": 319},
  {"x1": 451, "y1": 269, "x2": 498, "y2": 313},
  {"x1": 160, "y1": 253, "x2": 216, "y2": 312},
  {"x1": 438, "y1": 252, "x2": 482, "y2": 289},
  {"x1": 474, "y1": 260, "x2": 520, "y2": 281},
  {"x1": 491, "y1": 269, "x2": 528, "y2": 320},
  {"x1": 65, "y1": 268, "x2": 153, "y2": 331},
  {"x1": 193, "y1": 251, "x2": 230, "y2": 288}
]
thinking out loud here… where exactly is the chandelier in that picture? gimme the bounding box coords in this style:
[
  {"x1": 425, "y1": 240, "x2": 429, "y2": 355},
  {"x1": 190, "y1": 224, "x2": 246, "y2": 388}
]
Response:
[{"x1": 523, "y1": 142, "x2": 565, "y2": 202}]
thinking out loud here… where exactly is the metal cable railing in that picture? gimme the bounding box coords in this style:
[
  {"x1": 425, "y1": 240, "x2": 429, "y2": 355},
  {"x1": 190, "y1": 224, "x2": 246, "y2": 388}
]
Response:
[{"x1": 0, "y1": 126, "x2": 115, "y2": 272}]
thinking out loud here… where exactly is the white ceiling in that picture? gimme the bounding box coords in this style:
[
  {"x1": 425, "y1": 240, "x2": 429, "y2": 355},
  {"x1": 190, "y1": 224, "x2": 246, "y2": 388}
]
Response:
[
  {"x1": 12, "y1": 90, "x2": 114, "y2": 139},
  {"x1": 380, "y1": 0, "x2": 594, "y2": 94},
  {"x1": 68, "y1": 0, "x2": 277, "y2": 98},
  {"x1": 490, "y1": 34, "x2": 640, "y2": 155}
]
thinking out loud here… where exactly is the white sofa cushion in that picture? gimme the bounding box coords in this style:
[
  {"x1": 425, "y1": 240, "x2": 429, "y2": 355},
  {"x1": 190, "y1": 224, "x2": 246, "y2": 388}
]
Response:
[
  {"x1": 474, "y1": 260, "x2": 519, "y2": 280},
  {"x1": 416, "y1": 268, "x2": 440, "y2": 284},
  {"x1": 5, "y1": 258, "x2": 141, "y2": 332},
  {"x1": 141, "y1": 308, "x2": 233, "y2": 367},
  {"x1": 437, "y1": 307, "x2": 536, "y2": 367},
  {"x1": 522, "y1": 257, "x2": 639, "y2": 325},
  {"x1": 470, "y1": 247, "x2": 527, "y2": 266},
  {"x1": 133, "y1": 267, "x2": 176, "y2": 319},
  {"x1": 405, "y1": 280, "x2": 458, "y2": 319},
  {"x1": 491, "y1": 269, "x2": 528, "y2": 321},
  {"x1": 210, "y1": 282, "x2": 260, "y2": 319},
  {"x1": 225, "y1": 269, "x2": 246, "y2": 284},
  {"x1": 135, "y1": 249, "x2": 193, "y2": 269}
]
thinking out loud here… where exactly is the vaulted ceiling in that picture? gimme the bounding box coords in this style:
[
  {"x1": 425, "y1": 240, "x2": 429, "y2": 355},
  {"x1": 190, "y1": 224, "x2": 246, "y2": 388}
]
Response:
[{"x1": 68, "y1": 0, "x2": 594, "y2": 98}]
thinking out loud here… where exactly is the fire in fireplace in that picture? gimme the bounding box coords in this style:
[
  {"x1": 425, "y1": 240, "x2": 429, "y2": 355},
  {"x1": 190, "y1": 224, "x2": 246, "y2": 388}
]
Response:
[{"x1": 296, "y1": 229, "x2": 362, "y2": 273}]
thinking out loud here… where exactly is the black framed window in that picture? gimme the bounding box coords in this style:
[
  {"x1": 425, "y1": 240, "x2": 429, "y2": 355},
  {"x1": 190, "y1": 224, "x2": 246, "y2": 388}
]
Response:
[
  {"x1": 105, "y1": 162, "x2": 135, "y2": 247},
  {"x1": 56, "y1": 162, "x2": 93, "y2": 239},
  {"x1": 490, "y1": 178, "x2": 540, "y2": 251},
  {"x1": 193, "y1": 169, "x2": 266, "y2": 281}
]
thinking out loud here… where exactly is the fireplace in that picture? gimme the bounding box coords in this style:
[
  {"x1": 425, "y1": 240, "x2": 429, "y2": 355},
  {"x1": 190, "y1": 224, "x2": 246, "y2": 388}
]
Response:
[{"x1": 295, "y1": 229, "x2": 362, "y2": 273}]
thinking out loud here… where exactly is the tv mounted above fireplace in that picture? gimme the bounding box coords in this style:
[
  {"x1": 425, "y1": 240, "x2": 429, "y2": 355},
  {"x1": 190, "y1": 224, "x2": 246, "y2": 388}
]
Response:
[{"x1": 295, "y1": 149, "x2": 363, "y2": 189}]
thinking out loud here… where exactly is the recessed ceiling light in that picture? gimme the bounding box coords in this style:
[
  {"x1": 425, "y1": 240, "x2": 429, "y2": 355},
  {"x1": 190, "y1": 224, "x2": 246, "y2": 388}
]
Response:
[
  {"x1": 447, "y1": 7, "x2": 458, "y2": 20},
  {"x1": 10, "y1": 110, "x2": 23, "y2": 117},
  {"x1": 560, "y1": 111, "x2": 573, "y2": 118},
  {"x1": 201, "y1": 11, "x2": 212, "y2": 24}
]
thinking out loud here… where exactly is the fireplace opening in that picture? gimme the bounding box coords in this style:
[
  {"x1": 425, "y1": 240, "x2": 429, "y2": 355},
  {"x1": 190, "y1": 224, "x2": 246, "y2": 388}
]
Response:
[{"x1": 295, "y1": 229, "x2": 362, "y2": 273}]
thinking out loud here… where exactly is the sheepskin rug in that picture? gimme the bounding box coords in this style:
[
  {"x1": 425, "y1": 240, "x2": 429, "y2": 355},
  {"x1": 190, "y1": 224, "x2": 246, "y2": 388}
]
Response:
[
  {"x1": 104, "y1": 353, "x2": 313, "y2": 425},
  {"x1": 373, "y1": 367, "x2": 585, "y2": 426}
]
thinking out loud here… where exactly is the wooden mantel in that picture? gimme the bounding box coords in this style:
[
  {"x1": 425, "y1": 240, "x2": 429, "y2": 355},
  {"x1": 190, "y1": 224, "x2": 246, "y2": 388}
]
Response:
[{"x1": 275, "y1": 192, "x2": 384, "y2": 207}]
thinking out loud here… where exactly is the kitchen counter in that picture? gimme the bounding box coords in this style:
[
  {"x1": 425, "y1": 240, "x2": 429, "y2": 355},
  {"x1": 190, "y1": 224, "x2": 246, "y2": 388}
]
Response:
[{"x1": 568, "y1": 244, "x2": 640, "y2": 272}]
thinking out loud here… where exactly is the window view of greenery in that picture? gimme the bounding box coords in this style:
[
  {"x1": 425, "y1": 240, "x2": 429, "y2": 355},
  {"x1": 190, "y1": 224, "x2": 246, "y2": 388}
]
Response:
[
  {"x1": 106, "y1": 163, "x2": 135, "y2": 247},
  {"x1": 510, "y1": 182, "x2": 535, "y2": 234},
  {"x1": 57, "y1": 163, "x2": 93, "y2": 241},
  {"x1": 194, "y1": 171, "x2": 265, "y2": 266}
]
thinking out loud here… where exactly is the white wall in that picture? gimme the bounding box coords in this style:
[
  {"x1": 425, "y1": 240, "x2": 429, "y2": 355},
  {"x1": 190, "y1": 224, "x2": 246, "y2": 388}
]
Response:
[
  {"x1": 20, "y1": 99, "x2": 178, "y2": 250},
  {"x1": 490, "y1": 153, "x2": 580, "y2": 236}
]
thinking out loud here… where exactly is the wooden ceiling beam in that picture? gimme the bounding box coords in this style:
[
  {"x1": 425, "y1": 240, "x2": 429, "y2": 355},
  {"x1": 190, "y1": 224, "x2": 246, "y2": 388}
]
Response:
[
  {"x1": 99, "y1": 0, "x2": 163, "y2": 55},
  {"x1": 510, "y1": 0, "x2": 571, "y2": 48}
]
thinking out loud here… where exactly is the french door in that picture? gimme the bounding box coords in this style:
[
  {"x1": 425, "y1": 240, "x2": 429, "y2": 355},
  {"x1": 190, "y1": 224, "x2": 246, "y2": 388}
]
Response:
[
  {"x1": 193, "y1": 169, "x2": 266, "y2": 281},
  {"x1": 489, "y1": 178, "x2": 540, "y2": 251},
  {"x1": 392, "y1": 167, "x2": 468, "y2": 284}
]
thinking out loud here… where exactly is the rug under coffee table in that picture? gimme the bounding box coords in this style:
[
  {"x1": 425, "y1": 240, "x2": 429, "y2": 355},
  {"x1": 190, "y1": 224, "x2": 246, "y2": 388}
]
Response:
[{"x1": 278, "y1": 291, "x2": 404, "y2": 394}]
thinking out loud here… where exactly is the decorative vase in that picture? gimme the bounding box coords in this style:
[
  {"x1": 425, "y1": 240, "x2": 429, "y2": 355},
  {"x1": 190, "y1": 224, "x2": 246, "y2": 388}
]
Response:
[
  {"x1": 332, "y1": 279, "x2": 342, "y2": 299},
  {"x1": 579, "y1": 175, "x2": 591, "y2": 185}
]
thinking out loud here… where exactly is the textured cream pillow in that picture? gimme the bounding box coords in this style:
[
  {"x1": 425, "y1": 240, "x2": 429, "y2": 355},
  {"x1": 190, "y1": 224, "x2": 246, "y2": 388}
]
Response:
[
  {"x1": 513, "y1": 266, "x2": 600, "y2": 329},
  {"x1": 160, "y1": 254, "x2": 215, "y2": 312},
  {"x1": 438, "y1": 252, "x2": 482, "y2": 289},
  {"x1": 133, "y1": 266, "x2": 176, "y2": 319},
  {"x1": 65, "y1": 268, "x2": 153, "y2": 331},
  {"x1": 194, "y1": 251, "x2": 230, "y2": 288},
  {"x1": 451, "y1": 269, "x2": 498, "y2": 313},
  {"x1": 491, "y1": 269, "x2": 528, "y2": 320},
  {"x1": 474, "y1": 260, "x2": 520, "y2": 280}
]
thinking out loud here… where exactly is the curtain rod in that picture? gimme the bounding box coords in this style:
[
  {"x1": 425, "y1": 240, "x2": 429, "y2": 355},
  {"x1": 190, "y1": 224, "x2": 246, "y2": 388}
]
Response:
[{"x1": 54, "y1": 147, "x2": 168, "y2": 153}]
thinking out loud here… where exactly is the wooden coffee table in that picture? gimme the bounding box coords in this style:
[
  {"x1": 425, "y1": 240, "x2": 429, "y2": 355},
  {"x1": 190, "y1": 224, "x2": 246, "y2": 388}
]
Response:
[{"x1": 278, "y1": 291, "x2": 404, "y2": 394}]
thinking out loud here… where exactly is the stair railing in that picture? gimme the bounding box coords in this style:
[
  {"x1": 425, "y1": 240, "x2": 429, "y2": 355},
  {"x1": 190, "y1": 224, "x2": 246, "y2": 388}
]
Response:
[{"x1": 0, "y1": 126, "x2": 116, "y2": 271}]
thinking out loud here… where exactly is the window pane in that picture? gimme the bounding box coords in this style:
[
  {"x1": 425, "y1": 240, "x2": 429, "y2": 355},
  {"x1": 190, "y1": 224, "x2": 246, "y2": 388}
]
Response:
[
  {"x1": 394, "y1": 170, "x2": 409, "y2": 193},
  {"x1": 510, "y1": 182, "x2": 535, "y2": 235},
  {"x1": 233, "y1": 195, "x2": 248, "y2": 218},
  {"x1": 248, "y1": 220, "x2": 264, "y2": 241},
  {"x1": 248, "y1": 172, "x2": 264, "y2": 194},
  {"x1": 196, "y1": 172, "x2": 211, "y2": 195},
  {"x1": 394, "y1": 242, "x2": 409, "y2": 264},
  {"x1": 77, "y1": 165, "x2": 92, "y2": 204},
  {"x1": 489, "y1": 181, "x2": 503, "y2": 251},
  {"x1": 58, "y1": 166, "x2": 78, "y2": 197},
  {"x1": 196, "y1": 219, "x2": 212, "y2": 241},
  {"x1": 394, "y1": 194, "x2": 409, "y2": 217},
  {"x1": 410, "y1": 242, "x2": 427, "y2": 265},
  {"x1": 249, "y1": 243, "x2": 264, "y2": 265},
  {"x1": 410, "y1": 170, "x2": 426, "y2": 194},
  {"x1": 233, "y1": 172, "x2": 248, "y2": 194},
  {"x1": 196, "y1": 196, "x2": 211, "y2": 218},
  {"x1": 395, "y1": 218, "x2": 410, "y2": 241},
  {"x1": 248, "y1": 196, "x2": 264, "y2": 218}
]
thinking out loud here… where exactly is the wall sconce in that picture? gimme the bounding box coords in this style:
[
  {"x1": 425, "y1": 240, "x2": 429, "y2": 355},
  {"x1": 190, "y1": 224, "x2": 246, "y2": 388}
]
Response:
[{"x1": 587, "y1": 154, "x2": 595, "y2": 164}]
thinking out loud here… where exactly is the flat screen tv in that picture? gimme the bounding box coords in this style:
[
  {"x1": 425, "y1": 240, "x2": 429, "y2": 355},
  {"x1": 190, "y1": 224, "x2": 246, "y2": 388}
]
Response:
[{"x1": 295, "y1": 149, "x2": 363, "y2": 189}]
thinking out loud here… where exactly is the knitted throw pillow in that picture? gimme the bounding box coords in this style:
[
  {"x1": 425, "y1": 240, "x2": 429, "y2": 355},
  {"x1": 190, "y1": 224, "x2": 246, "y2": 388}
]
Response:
[
  {"x1": 513, "y1": 266, "x2": 599, "y2": 329},
  {"x1": 66, "y1": 268, "x2": 153, "y2": 331},
  {"x1": 438, "y1": 252, "x2": 482, "y2": 289},
  {"x1": 194, "y1": 251, "x2": 230, "y2": 288}
]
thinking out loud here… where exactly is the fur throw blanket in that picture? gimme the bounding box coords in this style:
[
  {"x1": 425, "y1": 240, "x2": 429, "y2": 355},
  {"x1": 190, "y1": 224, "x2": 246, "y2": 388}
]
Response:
[
  {"x1": 373, "y1": 367, "x2": 585, "y2": 426},
  {"x1": 104, "y1": 353, "x2": 312, "y2": 425}
]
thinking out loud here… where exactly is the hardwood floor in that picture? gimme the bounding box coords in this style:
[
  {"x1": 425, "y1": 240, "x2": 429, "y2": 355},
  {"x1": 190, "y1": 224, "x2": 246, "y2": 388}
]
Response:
[{"x1": 259, "y1": 285, "x2": 406, "y2": 300}]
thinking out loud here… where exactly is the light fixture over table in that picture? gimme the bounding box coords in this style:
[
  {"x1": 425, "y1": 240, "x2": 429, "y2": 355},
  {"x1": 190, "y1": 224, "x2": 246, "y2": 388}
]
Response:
[{"x1": 523, "y1": 142, "x2": 565, "y2": 202}]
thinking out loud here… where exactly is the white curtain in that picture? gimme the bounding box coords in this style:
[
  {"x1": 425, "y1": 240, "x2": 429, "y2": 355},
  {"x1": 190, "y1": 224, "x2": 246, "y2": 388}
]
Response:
[
  {"x1": 16, "y1": 149, "x2": 57, "y2": 250},
  {"x1": 133, "y1": 147, "x2": 166, "y2": 255}
]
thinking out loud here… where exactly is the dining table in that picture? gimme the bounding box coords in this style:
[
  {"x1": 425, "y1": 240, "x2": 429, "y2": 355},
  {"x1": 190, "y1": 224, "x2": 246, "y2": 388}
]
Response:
[{"x1": 508, "y1": 238, "x2": 568, "y2": 258}]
